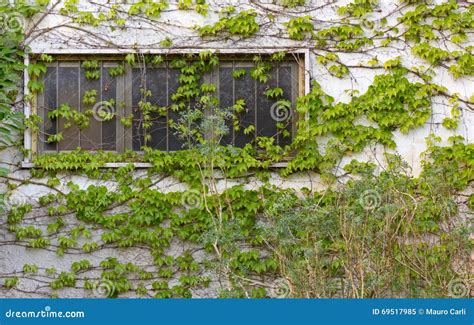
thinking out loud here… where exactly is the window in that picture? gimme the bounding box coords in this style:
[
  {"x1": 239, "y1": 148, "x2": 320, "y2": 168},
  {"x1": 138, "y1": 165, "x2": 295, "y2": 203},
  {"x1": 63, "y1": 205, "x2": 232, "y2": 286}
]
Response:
[
  {"x1": 36, "y1": 54, "x2": 303, "y2": 154},
  {"x1": 38, "y1": 61, "x2": 121, "y2": 152}
]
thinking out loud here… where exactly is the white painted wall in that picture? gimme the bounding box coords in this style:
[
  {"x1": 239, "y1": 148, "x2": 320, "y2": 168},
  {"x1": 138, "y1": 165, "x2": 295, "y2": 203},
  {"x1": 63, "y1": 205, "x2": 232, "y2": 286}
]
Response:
[
  {"x1": 0, "y1": 0, "x2": 472, "y2": 298},
  {"x1": 23, "y1": 0, "x2": 473, "y2": 175}
]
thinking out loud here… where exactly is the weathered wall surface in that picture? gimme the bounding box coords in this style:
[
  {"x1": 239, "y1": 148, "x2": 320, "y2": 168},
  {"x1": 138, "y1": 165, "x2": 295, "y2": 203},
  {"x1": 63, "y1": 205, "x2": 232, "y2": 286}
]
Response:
[
  {"x1": 0, "y1": 0, "x2": 472, "y2": 298},
  {"x1": 24, "y1": 0, "x2": 474, "y2": 174}
]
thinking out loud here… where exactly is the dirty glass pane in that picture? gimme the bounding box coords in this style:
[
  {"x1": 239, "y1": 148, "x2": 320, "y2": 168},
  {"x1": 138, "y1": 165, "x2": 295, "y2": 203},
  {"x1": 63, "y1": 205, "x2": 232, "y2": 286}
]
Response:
[
  {"x1": 80, "y1": 65, "x2": 101, "y2": 150},
  {"x1": 101, "y1": 64, "x2": 117, "y2": 151},
  {"x1": 256, "y1": 67, "x2": 278, "y2": 140},
  {"x1": 146, "y1": 67, "x2": 167, "y2": 151},
  {"x1": 219, "y1": 67, "x2": 234, "y2": 145},
  {"x1": 168, "y1": 68, "x2": 182, "y2": 151},
  {"x1": 58, "y1": 66, "x2": 79, "y2": 150},
  {"x1": 132, "y1": 68, "x2": 145, "y2": 151},
  {"x1": 234, "y1": 67, "x2": 255, "y2": 148},
  {"x1": 277, "y1": 65, "x2": 293, "y2": 147},
  {"x1": 43, "y1": 66, "x2": 57, "y2": 151}
]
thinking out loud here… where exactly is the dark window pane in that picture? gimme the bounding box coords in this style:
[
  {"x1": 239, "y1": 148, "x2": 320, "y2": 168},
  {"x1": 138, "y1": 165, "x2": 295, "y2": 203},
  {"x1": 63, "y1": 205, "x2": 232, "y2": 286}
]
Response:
[
  {"x1": 219, "y1": 67, "x2": 234, "y2": 145},
  {"x1": 43, "y1": 66, "x2": 57, "y2": 151},
  {"x1": 132, "y1": 68, "x2": 145, "y2": 151},
  {"x1": 234, "y1": 67, "x2": 255, "y2": 148},
  {"x1": 167, "y1": 68, "x2": 182, "y2": 151},
  {"x1": 58, "y1": 66, "x2": 79, "y2": 150},
  {"x1": 147, "y1": 67, "x2": 167, "y2": 151},
  {"x1": 256, "y1": 66, "x2": 278, "y2": 139},
  {"x1": 80, "y1": 65, "x2": 101, "y2": 150},
  {"x1": 277, "y1": 65, "x2": 293, "y2": 146},
  {"x1": 101, "y1": 64, "x2": 117, "y2": 150}
]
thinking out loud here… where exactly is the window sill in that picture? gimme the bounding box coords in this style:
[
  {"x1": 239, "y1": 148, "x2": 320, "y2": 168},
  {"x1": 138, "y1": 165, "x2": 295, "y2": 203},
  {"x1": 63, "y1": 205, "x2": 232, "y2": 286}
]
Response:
[{"x1": 20, "y1": 161, "x2": 289, "y2": 169}]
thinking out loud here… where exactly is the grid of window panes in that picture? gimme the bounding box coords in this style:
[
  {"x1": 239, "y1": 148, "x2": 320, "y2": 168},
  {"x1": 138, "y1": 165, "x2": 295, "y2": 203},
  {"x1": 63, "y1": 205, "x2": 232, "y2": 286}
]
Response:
[
  {"x1": 40, "y1": 61, "x2": 117, "y2": 151},
  {"x1": 38, "y1": 56, "x2": 300, "y2": 153}
]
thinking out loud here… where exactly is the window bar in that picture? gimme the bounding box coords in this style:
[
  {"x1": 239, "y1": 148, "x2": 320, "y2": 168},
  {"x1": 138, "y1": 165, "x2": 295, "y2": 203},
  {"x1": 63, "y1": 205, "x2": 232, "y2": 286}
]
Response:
[
  {"x1": 254, "y1": 62, "x2": 258, "y2": 145},
  {"x1": 232, "y1": 60, "x2": 236, "y2": 145},
  {"x1": 78, "y1": 61, "x2": 81, "y2": 149},
  {"x1": 99, "y1": 61, "x2": 103, "y2": 150},
  {"x1": 276, "y1": 63, "x2": 280, "y2": 146},
  {"x1": 138, "y1": 63, "x2": 147, "y2": 150},
  {"x1": 23, "y1": 53, "x2": 32, "y2": 161},
  {"x1": 166, "y1": 62, "x2": 169, "y2": 152},
  {"x1": 144, "y1": 64, "x2": 148, "y2": 150},
  {"x1": 55, "y1": 60, "x2": 59, "y2": 152}
]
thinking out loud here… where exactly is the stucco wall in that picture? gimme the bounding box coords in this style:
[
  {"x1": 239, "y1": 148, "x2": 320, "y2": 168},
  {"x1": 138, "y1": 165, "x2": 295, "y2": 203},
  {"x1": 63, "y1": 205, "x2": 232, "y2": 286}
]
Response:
[
  {"x1": 1, "y1": 0, "x2": 473, "y2": 298},
  {"x1": 23, "y1": 0, "x2": 474, "y2": 174}
]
